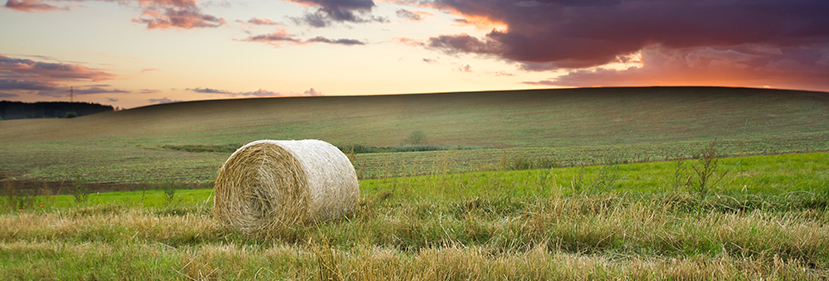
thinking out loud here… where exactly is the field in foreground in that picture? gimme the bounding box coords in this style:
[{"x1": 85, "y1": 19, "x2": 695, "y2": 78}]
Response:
[{"x1": 2, "y1": 152, "x2": 827, "y2": 280}]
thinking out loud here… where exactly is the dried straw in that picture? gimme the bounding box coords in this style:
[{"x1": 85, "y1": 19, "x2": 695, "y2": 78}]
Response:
[{"x1": 213, "y1": 139, "x2": 359, "y2": 231}]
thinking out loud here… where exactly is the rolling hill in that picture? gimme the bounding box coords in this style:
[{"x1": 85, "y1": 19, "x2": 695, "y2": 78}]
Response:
[{"x1": 1, "y1": 86, "x2": 828, "y2": 184}]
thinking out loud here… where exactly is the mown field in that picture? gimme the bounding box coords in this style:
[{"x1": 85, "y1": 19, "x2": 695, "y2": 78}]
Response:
[{"x1": 1, "y1": 86, "x2": 828, "y2": 279}]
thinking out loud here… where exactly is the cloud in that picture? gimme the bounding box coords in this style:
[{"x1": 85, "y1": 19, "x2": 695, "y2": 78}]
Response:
[
  {"x1": 0, "y1": 92, "x2": 19, "y2": 98},
  {"x1": 285, "y1": 0, "x2": 386, "y2": 27},
  {"x1": 242, "y1": 29, "x2": 365, "y2": 46},
  {"x1": 523, "y1": 45, "x2": 829, "y2": 92},
  {"x1": 132, "y1": 0, "x2": 225, "y2": 29},
  {"x1": 140, "y1": 89, "x2": 161, "y2": 94},
  {"x1": 140, "y1": 68, "x2": 158, "y2": 73},
  {"x1": 149, "y1": 97, "x2": 181, "y2": 104},
  {"x1": 4, "y1": 0, "x2": 64, "y2": 12},
  {"x1": 0, "y1": 79, "x2": 57, "y2": 91},
  {"x1": 394, "y1": 37, "x2": 424, "y2": 47},
  {"x1": 428, "y1": 34, "x2": 503, "y2": 56},
  {"x1": 422, "y1": 58, "x2": 437, "y2": 64},
  {"x1": 396, "y1": 9, "x2": 430, "y2": 22},
  {"x1": 247, "y1": 17, "x2": 280, "y2": 25},
  {"x1": 456, "y1": 64, "x2": 472, "y2": 72},
  {"x1": 241, "y1": 28, "x2": 301, "y2": 46},
  {"x1": 187, "y1": 87, "x2": 232, "y2": 94},
  {"x1": 107, "y1": 97, "x2": 119, "y2": 102},
  {"x1": 6, "y1": 0, "x2": 223, "y2": 29},
  {"x1": 37, "y1": 85, "x2": 131, "y2": 97},
  {"x1": 306, "y1": 36, "x2": 364, "y2": 45},
  {"x1": 238, "y1": 89, "x2": 282, "y2": 97},
  {"x1": 425, "y1": 0, "x2": 829, "y2": 68},
  {"x1": 188, "y1": 87, "x2": 283, "y2": 97},
  {"x1": 423, "y1": 0, "x2": 829, "y2": 90},
  {"x1": 133, "y1": 8, "x2": 226, "y2": 29},
  {"x1": 303, "y1": 88, "x2": 321, "y2": 96},
  {"x1": 189, "y1": 87, "x2": 324, "y2": 97},
  {"x1": 1, "y1": 54, "x2": 116, "y2": 82}
]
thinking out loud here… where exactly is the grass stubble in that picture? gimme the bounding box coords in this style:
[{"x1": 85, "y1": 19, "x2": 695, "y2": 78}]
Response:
[{"x1": 1, "y1": 152, "x2": 828, "y2": 280}]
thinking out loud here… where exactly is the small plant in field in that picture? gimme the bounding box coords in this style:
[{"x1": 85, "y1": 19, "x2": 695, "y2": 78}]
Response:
[
  {"x1": 403, "y1": 130, "x2": 427, "y2": 145},
  {"x1": 73, "y1": 173, "x2": 89, "y2": 204},
  {"x1": 3, "y1": 178, "x2": 16, "y2": 212},
  {"x1": 670, "y1": 155, "x2": 691, "y2": 190},
  {"x1": 688, "y1": 139, "x2": 731, "y2": 195},
  {"x1": 162, "y1": 181, "x2": 177, "y2": 205}
]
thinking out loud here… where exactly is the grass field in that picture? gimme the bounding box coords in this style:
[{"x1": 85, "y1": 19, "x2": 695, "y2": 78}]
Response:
[
  {"x1": 1, "y1": 86, "x2": 828, "y2": 279},
  {"x1": 1, "y1": 86, "x2": 828, "y2": 185},
  {"x1": 1, "y1": 152, "x2": 827, "y2": 280}
]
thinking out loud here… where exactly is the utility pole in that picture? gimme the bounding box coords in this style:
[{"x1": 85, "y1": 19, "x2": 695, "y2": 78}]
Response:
[{"x1": 68, "y1": 86, "x2": 74, "y2": 103}]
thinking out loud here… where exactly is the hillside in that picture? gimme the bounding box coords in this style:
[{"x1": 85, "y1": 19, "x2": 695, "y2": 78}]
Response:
[
  {"x1": 1, "y1": 86, "x2": 828, "y2": 183},
  {"x1": 2, "y1": 86, "x2": 828, "y2": 147}
]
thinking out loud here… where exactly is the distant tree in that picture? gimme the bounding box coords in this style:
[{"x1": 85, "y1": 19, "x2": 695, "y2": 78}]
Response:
[
  {"x1": 404, "y1": 130, "x2": 427, "y2": 145},
  {"x1": 65, "y1": 111, "x2": 78, "y2": 118}
]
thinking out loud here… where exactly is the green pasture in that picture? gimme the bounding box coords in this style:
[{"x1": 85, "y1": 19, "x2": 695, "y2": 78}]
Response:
[
  {"x1": 1, "y1": 152, "x2": 827, "y2": 280},
  {"x1": 2, "y1": 87, "x2": 828, "y2": 184},
  {"x1": 6, "y1": 152, "x2": 827, "y2": 211}
]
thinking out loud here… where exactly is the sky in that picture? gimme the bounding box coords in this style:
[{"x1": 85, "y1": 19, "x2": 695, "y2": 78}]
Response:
[{"x1": 2, "y1": 0, "x2": 828, "y2": 108}]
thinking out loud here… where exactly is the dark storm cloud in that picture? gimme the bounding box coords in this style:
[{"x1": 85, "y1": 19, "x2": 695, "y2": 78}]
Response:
[
  {"x1": 285, "y1": 0, "x2": 386, "y2": 27},
  {"x1": 523, "y1": 45, "x2": 829, "y2": 91},
  {"x1": 428, "y1": 0, "x2": 829, "y2": 69}
]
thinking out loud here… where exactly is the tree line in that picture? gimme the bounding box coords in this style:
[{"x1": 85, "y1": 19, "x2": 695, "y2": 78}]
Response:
[{"x1": 0, "y1": 101, "x2": 114, "y2": 120}]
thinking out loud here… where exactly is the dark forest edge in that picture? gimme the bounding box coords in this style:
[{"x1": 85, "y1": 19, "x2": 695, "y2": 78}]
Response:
[{"x1": 0, "y1": 100, "x2": 114, "y2": 120}]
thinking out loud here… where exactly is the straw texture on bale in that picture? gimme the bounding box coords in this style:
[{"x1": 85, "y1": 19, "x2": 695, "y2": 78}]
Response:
[{"x1": 213, "y1": 139, "x2": 359, "y2": 231}]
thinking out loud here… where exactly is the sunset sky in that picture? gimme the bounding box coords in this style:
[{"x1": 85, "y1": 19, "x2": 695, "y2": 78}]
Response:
[{"x1": 2, "y1": 0, "x2": 828, "y2": 108}]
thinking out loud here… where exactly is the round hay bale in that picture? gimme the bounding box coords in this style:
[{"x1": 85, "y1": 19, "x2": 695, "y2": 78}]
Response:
[{"x1": 213, "y1": 139, "x2": 359, "y2": 231}]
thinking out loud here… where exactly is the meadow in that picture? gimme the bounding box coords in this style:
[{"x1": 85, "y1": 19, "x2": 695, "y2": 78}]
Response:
[
  {"x1": 1, "y1": 86, "x2": 828, "y2": 280},
  {"x1": 1, "y1": 152, "x2": 828, "y2": 280}
]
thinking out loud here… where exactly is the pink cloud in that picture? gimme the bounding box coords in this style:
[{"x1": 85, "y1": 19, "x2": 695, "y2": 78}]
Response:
[
  {"x1": 242, "y1": 29, "x2": 365, "y2": 46},
  {"x1": 4, "y1": 0, "x2": 64, "y2": 12},
  {"x1": 524, "y1": 45, "x2": 829, "y2": 92},
  {"x1": 1, "y1": 54, "x2": 115, "y2": 82},
  {"x1": 247, "y1": 17, "x2": 280, "y2": 25},
  {"x1": 132, "y1": 0, "x2": 225, "y2": 29}
]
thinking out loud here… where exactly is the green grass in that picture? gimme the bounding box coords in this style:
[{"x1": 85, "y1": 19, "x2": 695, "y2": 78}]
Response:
[
  {"x1": 1, "y1": 87, "x2": 828, "y2": 279},
  {"x1": 2, "y1": 152, "x2": 827, "y2": 280},
  {"x1": 2, "y1": 87, "x2": 829, "y2": 184}
]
